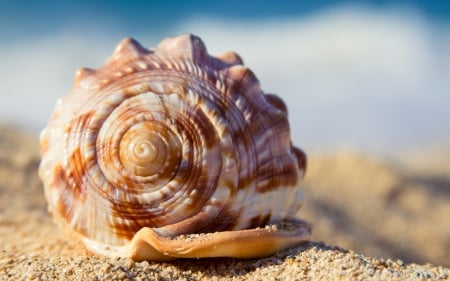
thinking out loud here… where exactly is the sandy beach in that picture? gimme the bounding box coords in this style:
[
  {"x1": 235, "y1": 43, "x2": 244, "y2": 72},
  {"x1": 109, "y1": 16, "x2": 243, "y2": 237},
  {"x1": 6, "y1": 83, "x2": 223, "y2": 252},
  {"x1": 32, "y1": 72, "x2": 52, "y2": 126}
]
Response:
[{"x1": 0, "y1": 126, "x2": 449, "y2": 280}]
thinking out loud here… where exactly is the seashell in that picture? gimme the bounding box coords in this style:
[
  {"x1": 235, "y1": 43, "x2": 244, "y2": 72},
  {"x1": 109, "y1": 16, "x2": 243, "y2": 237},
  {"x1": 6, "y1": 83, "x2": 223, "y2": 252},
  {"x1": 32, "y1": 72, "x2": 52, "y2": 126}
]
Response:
[{"x1": 38, "y1": 34, "x2": 311, "y2": 261}]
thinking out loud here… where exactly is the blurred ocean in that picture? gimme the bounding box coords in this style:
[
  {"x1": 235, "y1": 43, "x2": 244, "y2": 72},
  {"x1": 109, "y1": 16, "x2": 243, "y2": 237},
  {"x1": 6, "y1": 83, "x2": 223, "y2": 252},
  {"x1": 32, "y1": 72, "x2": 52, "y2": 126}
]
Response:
[{"x1": 1, "y1": 1, "x2": 449, "y2": 155}]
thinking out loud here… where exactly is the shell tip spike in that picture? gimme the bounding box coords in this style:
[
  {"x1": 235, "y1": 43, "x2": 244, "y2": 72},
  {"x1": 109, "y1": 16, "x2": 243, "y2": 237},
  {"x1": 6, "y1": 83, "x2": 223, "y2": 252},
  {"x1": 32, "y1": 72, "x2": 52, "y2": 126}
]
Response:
[
  {"x1": 74, "y1": 67, "x2": 95, "y2": 87},
  {"x1": 113, "y1": 37, "x2": 150, "y2": 60},
  {"x1": 156, "y1": 33, "x2": 208, "y2": 63},
  {"x1": 217, "y1": 51, "x2": 244, "y2": 65}
]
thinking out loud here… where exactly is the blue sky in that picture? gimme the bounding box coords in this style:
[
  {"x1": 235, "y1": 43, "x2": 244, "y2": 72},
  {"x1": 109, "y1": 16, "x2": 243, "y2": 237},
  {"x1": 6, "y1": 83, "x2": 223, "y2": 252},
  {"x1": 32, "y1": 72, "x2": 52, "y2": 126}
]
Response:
[
  {"x1": 1, "y1": 1, "x2": 449, "y2": 41},
  {"x1": 0, "y1": 1, "x2": 449, "y2": 154}
]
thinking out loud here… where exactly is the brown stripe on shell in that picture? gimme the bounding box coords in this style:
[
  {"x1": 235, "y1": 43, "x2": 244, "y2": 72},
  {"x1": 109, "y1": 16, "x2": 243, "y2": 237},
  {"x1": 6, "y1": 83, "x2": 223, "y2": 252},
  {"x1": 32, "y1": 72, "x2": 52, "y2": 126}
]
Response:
[
  {"x1": 227, "y1": 65, "x2": 261, "y2": 98},
  {"x1": 292, "y1": 146, "x2": 307, "y2": 175},
  {"x1": 194, "y1": 205, "x2": 241, "y2": 234},
  {"x1": 63, "y1": 112, "x2": 97, "y2": 199},
  {"x1": 226, "y1": 92, "x2": 297, "y2": 194},
  {"x1": 220, "y1": 88, "x2": 258, "y2": 192},
  {"x1": 152, "y1": 209, "x2": 226, "y2": 237},
  {"x1": 65, "y1": 111, "x2": 96, "y2": 137},
  {"x1": 264, "y1": 93, "x2": 288, "y2": 114},
  {"x1": 67, "y1": 147, "x2": 89, "y2": 200},
  {"x1": 51, "y1": 164, "x2": 86, "y2": 236},
  {"x1": 255, "y1": 156, "x2": 300, "y2": 193},
  {"x1": 110, "y1": 217, "x2": 151, "y2": 241},
  {"x1": 248, "y1": 214, "x2": 272, "y2": 229},
  {"x1": 187, "y1": 106, "x2": 218, "y2": 150}
]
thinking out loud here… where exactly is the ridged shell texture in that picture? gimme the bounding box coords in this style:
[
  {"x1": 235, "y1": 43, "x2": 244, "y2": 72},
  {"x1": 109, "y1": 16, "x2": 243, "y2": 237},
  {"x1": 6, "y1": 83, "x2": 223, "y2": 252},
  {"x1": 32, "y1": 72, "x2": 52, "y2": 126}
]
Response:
[{"x1": 39, "y1": 34, "x2": 308, "y2": 260}]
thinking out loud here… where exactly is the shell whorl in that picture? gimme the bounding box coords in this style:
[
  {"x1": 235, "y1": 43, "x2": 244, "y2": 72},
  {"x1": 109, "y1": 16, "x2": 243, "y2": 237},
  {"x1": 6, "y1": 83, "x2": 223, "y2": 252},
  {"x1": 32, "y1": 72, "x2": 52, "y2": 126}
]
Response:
[{"x1": 39, "y1": 34, "x2": 307, "y2": 257}]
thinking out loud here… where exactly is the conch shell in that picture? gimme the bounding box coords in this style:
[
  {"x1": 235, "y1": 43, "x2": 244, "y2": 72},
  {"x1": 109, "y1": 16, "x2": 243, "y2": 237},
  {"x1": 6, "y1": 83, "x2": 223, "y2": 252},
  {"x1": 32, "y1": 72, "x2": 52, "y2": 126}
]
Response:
[{"x1": 39, "y1": 34, "x2": 310, "y2": 261}]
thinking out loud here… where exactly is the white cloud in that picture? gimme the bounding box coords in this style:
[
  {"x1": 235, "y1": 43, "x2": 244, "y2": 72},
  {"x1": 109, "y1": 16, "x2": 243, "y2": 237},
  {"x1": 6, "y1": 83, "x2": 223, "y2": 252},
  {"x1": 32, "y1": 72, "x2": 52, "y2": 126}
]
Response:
[
  {"x1": 1, "y1": 6, "x2": 449, "y2": 154},
  {"x1": 175, "y1": 7, "x2": 450, "y2": 152}
]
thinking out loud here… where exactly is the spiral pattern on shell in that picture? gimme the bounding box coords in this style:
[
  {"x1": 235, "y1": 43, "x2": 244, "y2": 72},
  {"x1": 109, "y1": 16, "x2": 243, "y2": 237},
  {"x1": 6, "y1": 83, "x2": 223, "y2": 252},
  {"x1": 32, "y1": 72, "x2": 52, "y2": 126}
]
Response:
[{"x1": 39, "y1": 34, "x2": 309, "y2": 260}]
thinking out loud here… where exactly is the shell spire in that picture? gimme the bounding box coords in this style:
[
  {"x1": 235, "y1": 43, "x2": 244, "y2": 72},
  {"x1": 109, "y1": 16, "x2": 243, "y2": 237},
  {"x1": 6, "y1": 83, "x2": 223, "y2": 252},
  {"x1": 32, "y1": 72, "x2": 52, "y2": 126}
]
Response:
[{"x1": 39, "y1": 34, "x2": 310, "y2": 261}]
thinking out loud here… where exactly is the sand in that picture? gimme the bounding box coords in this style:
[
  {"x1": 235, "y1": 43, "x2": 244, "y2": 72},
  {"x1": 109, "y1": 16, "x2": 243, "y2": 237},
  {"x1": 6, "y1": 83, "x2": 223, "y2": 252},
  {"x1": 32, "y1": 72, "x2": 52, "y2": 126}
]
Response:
[{"x1": 0, "y1": 126, "x2": 449, "y2": 280}]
